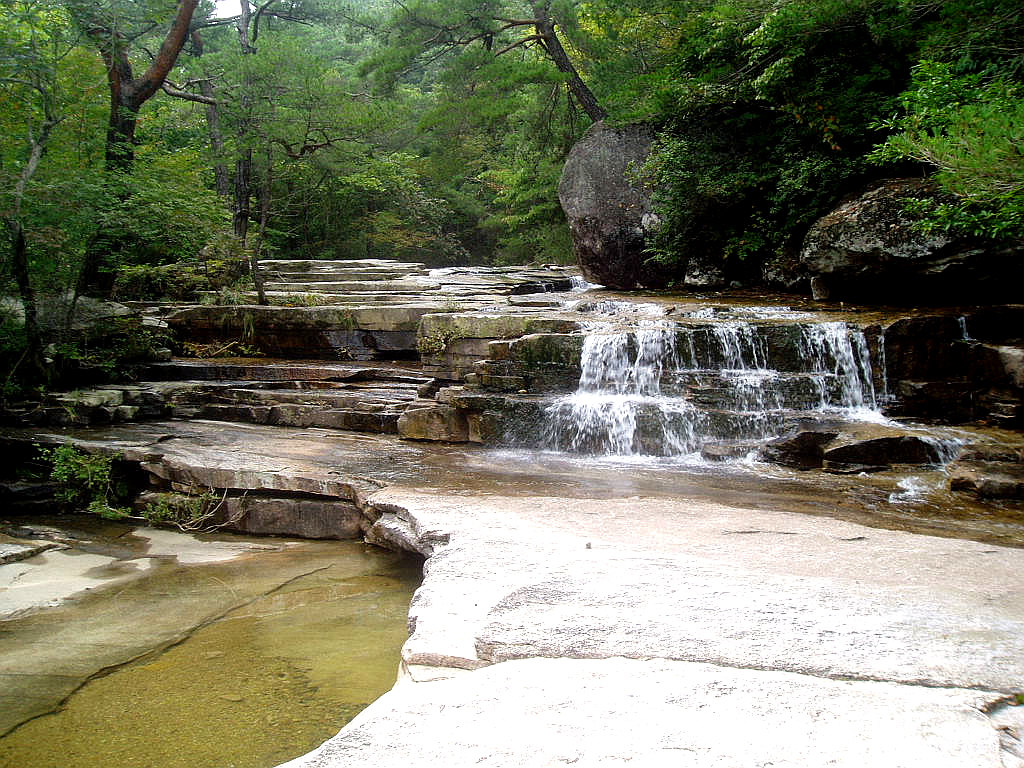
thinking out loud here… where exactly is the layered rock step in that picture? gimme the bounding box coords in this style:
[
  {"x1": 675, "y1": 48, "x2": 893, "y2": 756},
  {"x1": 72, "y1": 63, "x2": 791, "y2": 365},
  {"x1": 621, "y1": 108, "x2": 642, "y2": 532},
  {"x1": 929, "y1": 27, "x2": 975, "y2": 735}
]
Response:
[
  {"x1": 405, "y1": 303, "x2": 1024, "y2": 475},
  {"x1": 176, "y1": 261, "x2": 584, "y2": 359},
  {"x1": 4, "y1": 360, "x2": 433, "y2": 437},
  {"x1": 252, "y1": 260, "x2": 579, "y2": 305},
  {"x1": 0, "y1": 421, "x2": 393, "y2": 540},
  {"x1": 171, "y1": 379, "x2": 423, "y2": 433}
]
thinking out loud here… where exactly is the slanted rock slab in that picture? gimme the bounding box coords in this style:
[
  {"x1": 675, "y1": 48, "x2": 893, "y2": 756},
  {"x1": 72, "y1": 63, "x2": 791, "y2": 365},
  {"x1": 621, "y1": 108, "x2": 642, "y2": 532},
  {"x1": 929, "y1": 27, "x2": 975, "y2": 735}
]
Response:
[{"x1": 283, "y1": 657, "x2": 1015, "y2": 768}]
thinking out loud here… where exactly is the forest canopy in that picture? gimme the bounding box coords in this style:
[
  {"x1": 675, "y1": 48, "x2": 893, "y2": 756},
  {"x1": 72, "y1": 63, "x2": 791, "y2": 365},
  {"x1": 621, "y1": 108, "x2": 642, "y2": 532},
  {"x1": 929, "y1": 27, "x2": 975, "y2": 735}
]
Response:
[{"x1": 1, "y1": 0, "x2": 1021, "y2": 328}]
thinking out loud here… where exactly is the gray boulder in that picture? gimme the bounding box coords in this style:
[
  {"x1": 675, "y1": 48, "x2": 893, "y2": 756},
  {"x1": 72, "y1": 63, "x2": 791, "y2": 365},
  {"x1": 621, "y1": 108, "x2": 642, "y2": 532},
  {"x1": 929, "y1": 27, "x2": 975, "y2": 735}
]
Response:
[
  {"x1": 799, "y1": 179, "x2": 1023, "y2": 302},
  {"x1": 558, "y1": 122, "x2": 670, "y2": 289}
]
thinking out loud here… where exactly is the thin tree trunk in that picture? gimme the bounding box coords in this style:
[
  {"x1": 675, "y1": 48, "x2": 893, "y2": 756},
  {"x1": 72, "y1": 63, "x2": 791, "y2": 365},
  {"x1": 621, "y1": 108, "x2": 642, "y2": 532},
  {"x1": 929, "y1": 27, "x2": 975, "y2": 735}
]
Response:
[
  {"x1": 251, "y1": 144, "x2": 272, "y2": 305},
  {"x1": 234, "y1": 149, "x2": 252, "y2": 244},
  {"x1": 204, "y1": 84, "x2": 231, "y2": 196},
  {"x1": 191, "y1": 29, "x2": 230, "y2": 196},
  {"x1": 233, "y1": 1, "x2": 256, "y2": 245},
  {"x1": 8, "y1": 110, "x2": 60, "y2": 384},
  {"x1": 529, "y1": 1, "x2": 607, "y2": 122},
  {"x1": 7, "y1": 221, "x2": 44, "y2": 381}
]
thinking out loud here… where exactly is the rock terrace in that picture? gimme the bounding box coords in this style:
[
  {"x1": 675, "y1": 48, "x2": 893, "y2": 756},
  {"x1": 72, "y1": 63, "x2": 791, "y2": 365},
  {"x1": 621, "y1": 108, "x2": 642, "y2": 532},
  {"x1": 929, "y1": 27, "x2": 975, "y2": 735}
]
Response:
[{"x1": 2, "y1": 258, "x2": 1023, "y2": 767}]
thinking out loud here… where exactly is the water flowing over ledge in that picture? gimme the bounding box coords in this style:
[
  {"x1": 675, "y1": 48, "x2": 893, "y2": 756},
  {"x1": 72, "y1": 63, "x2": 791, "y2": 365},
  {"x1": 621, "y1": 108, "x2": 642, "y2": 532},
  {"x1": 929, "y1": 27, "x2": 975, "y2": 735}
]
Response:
[{"x1": 542, "y1": 306, "x2": 889, "y2": 459}]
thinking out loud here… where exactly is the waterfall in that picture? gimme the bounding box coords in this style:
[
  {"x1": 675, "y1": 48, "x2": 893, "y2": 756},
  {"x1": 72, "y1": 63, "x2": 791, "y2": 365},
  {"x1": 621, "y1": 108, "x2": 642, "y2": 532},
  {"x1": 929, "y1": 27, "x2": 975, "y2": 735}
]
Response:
[
  {"x1": 542, "y1": 322, "x2": 704, "y2": 456},
  {"x1": 543, "y1": 316, "x2": 885, "y2": 458},
  {"x1": 797, "y1": 322, "x2": 877, "y2": 412}
]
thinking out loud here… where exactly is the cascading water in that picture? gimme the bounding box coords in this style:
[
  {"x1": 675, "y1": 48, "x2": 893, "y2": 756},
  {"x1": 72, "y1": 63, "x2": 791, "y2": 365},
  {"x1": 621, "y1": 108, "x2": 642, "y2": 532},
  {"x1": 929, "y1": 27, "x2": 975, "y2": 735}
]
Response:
[
  {"x1": 797, "y1": 322, "x2": 877, "y2": 414},
  {"x1": 542, "y1": 321, "x2": 703, "y2": 456},
  {"x1": 543, "y1": 309, "x2": 887, "y2": 458}
]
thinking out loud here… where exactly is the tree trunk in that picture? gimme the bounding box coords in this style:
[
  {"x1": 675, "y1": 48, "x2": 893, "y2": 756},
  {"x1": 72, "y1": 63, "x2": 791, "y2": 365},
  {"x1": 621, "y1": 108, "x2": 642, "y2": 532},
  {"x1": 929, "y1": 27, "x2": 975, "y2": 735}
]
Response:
[
  {"x1": 233, "y1": 2, "x2": 256, "y2": 246},
  {"x1": 251, "y1": 145, "x2": 272, "y2": 305},
  {"x1": 191, "y1": 29, "x2": 230, "y2": 196},
  {"x1": 7, "y1": 220, "x2": 45, "y2": 384},
  {"x1": 234, "y1": 149, "x2": 253, "y2": 244},
  {"x1": 105, "y1": 89, "x2": 139, "y2": 171},
  {"x1": 96, "y1": 0, "x2": 202, "y2": 173},
  {"x1": 80, "y1": 0, "x2": 201, "y2": 296},
  {"x1": 530, "y1": 1, "x2": 607, "y2": 122},
  {"x1": 204, "y1": 86, "x2": 231, "y2": 196}
]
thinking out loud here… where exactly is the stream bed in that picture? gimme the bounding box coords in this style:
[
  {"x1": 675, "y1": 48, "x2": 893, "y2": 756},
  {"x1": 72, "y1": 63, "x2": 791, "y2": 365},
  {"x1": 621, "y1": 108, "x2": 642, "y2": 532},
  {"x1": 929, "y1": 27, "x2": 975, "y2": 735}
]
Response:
[{"x1": 0, "y1": 514, "x2": 421, "y2": 768}]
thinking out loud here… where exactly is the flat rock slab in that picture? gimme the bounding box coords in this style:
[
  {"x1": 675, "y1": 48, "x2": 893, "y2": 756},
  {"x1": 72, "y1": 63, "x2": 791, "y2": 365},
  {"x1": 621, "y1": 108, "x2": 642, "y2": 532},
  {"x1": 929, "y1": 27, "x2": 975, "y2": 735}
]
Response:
[
  {"x1": 287, "y1": 484, "x2": 1024, "y2": 767},
  {"x1": 285, "y1": 657, "x2": 1017, "y2": 768},
  {"x1": 2, "y1": 419, "x2": 1022, "y2": 765},
  {"x1": 368, "y1": 489, "x2": 1024, "y2": 693},
  {"x1": 0, "y1": 534, "x2": 57, "y2": 565}
]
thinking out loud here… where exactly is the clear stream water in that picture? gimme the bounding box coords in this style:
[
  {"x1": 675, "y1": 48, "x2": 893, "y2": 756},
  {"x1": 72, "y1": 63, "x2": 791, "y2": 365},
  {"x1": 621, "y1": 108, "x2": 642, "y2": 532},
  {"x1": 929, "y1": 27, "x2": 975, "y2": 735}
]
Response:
[{"x1": 0, "y1": 517, "x2": 421, "y2": 768}]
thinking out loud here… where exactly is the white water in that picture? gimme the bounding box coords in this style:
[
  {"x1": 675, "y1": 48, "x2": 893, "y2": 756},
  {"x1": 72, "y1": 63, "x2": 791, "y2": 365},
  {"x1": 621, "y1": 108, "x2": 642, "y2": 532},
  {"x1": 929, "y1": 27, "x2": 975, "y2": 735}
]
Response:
[
  {"x1": 544, "y1": 314, "x2": 887, "y2": 458},
  {"x1": 543, "y1": 323, "x2": 702, "y2": 456}
]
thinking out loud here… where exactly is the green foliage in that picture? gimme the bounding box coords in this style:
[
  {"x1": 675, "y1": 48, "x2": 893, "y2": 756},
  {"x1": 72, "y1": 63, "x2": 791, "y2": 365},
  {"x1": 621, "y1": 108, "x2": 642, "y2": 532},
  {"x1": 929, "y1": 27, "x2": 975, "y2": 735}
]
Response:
[
  {"x1": 0, "y1": 308, "x2": 31, "y2": 399},
  {"x1": 100, "y1": 153, "x2": 234, "y2": 266},
  {"x1": 51, "y1": 317, "x2": 173, "y2": 383},
  {"x1": 870, "y1": 61, "x2": 1024, "y2": 239},
  {"x1": 416, "y1": 327, "x2": 463, "y2": 356},
  {"x1": 634, "y1": 0, "x2": 1019, "y2": 276},
  {"x1": 6, "y1": 0, "x2": 1022, "y2": 308},
  {"x1": 112, "y1": 253, "x2": 250, "y2": 302},
  {"x1": 481, "y1": 156, "x2": 574, "y2": 264},
  {"x1": 39, "y1": 443, "x2": 130, "y2": 517}
]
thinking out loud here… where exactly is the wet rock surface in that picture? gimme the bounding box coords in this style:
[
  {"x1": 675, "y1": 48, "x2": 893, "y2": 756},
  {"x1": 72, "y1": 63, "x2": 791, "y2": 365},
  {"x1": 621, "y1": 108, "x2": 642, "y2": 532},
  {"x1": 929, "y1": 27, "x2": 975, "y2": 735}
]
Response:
[
  {"x1": 2, "y1": 415, "x2": 1023, "y2": 767},
  {"x1": 287, "y1": 657, "x2": 1009, "y2": 768},
  {"x1": 3, "y1": 259, "x2": 1024, "y2": 767},
  {"x1": 800, "y1": 178, "x2": 1024, "y2": 303},
  {"x1": 949, "y1": 444, "x2": 1024, "y2": 500},
  {"x1": 289, "y1": 483, "x2": 1024, "y2": 768}
]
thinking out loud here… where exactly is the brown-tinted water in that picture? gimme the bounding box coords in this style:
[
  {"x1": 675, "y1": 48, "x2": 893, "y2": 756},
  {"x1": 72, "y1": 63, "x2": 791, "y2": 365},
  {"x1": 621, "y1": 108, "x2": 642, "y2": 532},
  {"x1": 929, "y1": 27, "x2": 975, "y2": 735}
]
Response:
[{"x1": 0, "y1": 517, "x2": 420, "y2": 768}]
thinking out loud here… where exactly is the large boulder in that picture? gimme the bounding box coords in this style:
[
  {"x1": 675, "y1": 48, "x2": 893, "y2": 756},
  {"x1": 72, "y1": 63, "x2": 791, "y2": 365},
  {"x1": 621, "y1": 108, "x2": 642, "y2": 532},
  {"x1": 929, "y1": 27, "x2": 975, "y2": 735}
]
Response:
[
  {"x1": 799, "y1": 179, "x2": 1023, "y2": 303},
  {"x1": 558, "y1": 122, "x2": 669, "y2": 289}
]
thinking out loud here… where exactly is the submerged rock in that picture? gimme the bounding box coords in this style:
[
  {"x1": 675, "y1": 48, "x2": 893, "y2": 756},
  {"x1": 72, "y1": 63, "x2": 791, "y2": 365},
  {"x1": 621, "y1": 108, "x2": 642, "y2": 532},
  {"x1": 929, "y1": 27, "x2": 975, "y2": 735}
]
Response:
[
  {"x1": 759, "y1": 422, "x2": 953, "y2": 471},
  {"x1": 800, "y1": 179, "x2": 1024, "y2": 303},
  {"x1": 949, "y1": 443, "x2": 1024, "y2": 500},
  {"x1": 558, "y1": 122, "x2": 669, "y2": 289},
  {"x1": 760, "y1": 429, "x2": 840, "y2": 469}
]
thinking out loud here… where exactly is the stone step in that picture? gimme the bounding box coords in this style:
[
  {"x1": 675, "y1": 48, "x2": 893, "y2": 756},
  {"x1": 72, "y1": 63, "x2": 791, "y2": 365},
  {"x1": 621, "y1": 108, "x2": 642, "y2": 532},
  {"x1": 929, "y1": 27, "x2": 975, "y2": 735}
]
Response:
[
  {"x1": 187, "y1": 402, "x2": 404, "y2": 433},
  {"x1": 133, "y1": 490, "x2": 365, "y2": 539},
  {"x1": 164, "y1": 305, "x2": 433, "y2": 360},
  {"x1": 175, "y1": 380, "x2": 420, "y2": 407},
  {"x1": 258, "y1": 258, "x2": 428, "y2": 273},
  {"x1": 145, "y1": 360, "x2": 428, "y2": 384},
  {"x1": 259, "y1": 269, "x2": 424, "y2": 282},
  {"x1": 262, "y1": 280, "x2": 439, "y2": 293}
]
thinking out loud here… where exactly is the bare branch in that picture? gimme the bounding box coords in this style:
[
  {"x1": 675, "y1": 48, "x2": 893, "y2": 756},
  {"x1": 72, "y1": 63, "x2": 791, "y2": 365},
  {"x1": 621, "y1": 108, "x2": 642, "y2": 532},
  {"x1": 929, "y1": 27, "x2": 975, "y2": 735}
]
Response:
[
  {"x1": 162, "y1": 81, "x2": 218, "y2": 104},
  {"x1": 251, "y1": 0, "x2": 278, "y2": 44},
  {"x1": 494, "y1": 34, "x2": 545, "y2": 56}
]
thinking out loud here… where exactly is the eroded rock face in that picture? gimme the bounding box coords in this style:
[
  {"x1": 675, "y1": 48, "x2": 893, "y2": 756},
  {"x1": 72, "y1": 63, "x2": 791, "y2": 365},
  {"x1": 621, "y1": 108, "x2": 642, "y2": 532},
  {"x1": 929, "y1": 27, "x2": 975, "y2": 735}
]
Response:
[
  {"x1": 558, "y1": 122, "x2": 669, "y2": 289},
  {"x1": 949, "y1": 444, "x2": 1024, "y2": 500},
  {"x1": 799, "y1": 179, "x2": 1024, "y2": 303}
]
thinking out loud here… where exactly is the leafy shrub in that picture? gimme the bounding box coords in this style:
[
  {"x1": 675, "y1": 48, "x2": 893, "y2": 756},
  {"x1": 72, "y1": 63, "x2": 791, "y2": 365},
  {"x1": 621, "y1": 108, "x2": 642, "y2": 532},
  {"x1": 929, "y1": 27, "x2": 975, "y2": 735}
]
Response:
[
  {"x1": 40, "y1": 443, "x2": 130, "y2": 518},
  {"x1": 870, "y1": 61, "x2": 1024, "y2": 240},
  {"x1": 112, "y1": 254, "x2": 251, "y2": 302},
  {"x1": 641, "y1": 0, "x2": 915, "y2": 278},
  {"x1": 141, "y1": 490, "x2": 242, "y2": 531},
  {"x1": 51, "y1": 317, "x2": 173, "y2": 384}
]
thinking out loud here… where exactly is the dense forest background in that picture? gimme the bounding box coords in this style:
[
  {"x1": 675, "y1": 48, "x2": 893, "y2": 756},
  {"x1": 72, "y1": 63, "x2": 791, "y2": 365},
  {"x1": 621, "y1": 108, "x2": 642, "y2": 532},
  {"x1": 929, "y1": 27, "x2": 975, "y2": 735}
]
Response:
[{"x1": 1, "y1": 0, "x2": 1022, "y2": 388}]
